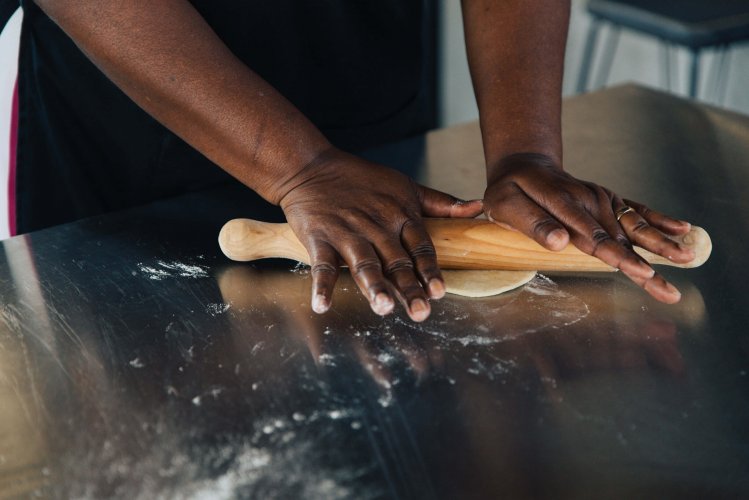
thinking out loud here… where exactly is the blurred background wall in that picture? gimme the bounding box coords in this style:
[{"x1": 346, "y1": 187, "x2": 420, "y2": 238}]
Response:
[
  {"x1": 1, "y1": 2, "x2": 747, "y2": 152},
  {"x1": 438, "y1": 0, "x2": 749, "y2": 126}
]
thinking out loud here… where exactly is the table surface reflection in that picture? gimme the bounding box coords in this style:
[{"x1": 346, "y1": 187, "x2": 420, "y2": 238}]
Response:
[{"x1": 1, "y1": 85, "x2": 748, "y2": 499}]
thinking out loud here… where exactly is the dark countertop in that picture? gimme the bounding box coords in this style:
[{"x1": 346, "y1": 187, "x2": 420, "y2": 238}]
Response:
[{"x1": 1, "y1": 85, "x2": 748, "y2": 499}]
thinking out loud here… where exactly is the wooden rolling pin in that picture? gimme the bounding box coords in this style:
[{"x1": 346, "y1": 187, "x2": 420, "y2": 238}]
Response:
[{"x1": 218, "y1": 218, "x2": 711, "y2": 272}]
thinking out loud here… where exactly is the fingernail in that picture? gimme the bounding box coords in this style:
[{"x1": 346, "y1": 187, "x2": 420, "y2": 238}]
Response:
[
  {"x1": 410, "y1": 298, "x2": 430, "y2": 322},
  {"x1": 678, "y1": 220, "x2": 692, "y2": 230},
  {"x1": 372, "y1": 293, "x2": 393, "y2": 316},
  {"x1": 428, "y1": 278, "x2": 446, "y2": 299},
  {"x1": 458, "y1": 198, "x2": 483, "y2": 206},
  {"x1": 640, "y1": 263, "x2": 656, "y2": 279},
  {"x1": 546, "y1": 229, "x2": 567, "y2": 249},
  {"x1": 312, "y1": 293, "x2": 329, "y2": 314},
  {"x1": 678, "y1": 244, "x2": 696, "y2": 259},
  {"x1": 665, "y1": 282, "x2": 681, "y2": 299}
]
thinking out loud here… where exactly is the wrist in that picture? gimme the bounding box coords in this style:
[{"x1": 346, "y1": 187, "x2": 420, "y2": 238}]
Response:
[
  {"x1": 486, "y1": 152, "x2": 562, "y2": 185},
  {"x1": 272, "y1": 145, "x2": 342, "y2": 207}
]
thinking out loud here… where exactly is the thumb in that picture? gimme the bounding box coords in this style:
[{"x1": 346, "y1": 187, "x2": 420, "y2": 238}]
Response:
[{"x1": 418, "y1": 185, "x2": 483, "y2": 218}]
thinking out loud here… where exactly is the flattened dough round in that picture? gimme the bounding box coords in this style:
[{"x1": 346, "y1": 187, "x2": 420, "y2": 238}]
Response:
[{"x1": 442, "y1": 270, "x2": 537, "y2": 298}]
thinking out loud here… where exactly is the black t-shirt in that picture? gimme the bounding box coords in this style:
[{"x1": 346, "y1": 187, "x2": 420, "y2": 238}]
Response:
[{"x1": 15, "y1": 1, "x2": 434, "y2": 233}]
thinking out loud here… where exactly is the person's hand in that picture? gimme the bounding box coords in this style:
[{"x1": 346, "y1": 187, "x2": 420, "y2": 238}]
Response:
[
  {"x1": 483, "y1": 153, "x2": 695, "y2": 304},
  {"x1": 278, "y1": 148, "x2": 483, "y2": 321}
]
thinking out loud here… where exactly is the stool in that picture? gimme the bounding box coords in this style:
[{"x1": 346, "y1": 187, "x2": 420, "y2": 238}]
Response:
[{"x1": 576, "y1": 0, "x2": 749, "y2": 99}]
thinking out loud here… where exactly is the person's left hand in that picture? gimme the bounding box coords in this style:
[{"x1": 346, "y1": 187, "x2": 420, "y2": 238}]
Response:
[{"x1": 483, "y1": 153, "x2": 695, "y2": 304}]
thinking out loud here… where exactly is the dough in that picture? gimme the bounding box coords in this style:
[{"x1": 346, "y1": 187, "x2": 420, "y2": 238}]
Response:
[{"x1": 442, "y1": 270, "x2": 537, "y2": 298}]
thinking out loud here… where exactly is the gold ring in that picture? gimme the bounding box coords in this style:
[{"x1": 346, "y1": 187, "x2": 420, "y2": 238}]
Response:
[{"x1": 615, "y1": 206, "x2": 635, "y2": 222}]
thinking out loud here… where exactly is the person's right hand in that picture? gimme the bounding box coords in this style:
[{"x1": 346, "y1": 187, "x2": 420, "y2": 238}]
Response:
[{"x1": 277, "y1": 148, "x2": 483, "y2": 322}]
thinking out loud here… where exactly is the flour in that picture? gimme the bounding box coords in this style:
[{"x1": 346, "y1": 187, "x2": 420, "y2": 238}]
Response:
[
  {"x1": 376, "y1": 353, "x2": 395, "y2": 365},
  {"x1": 385, "y1": 275, "x2": 590, "y2": 353},
  {"x1": 136, "y1": 260, "x2": 210, "y2": 281},
  {"x1": 205, "y1": 303, "x2": 231, "y2": 316},
  {"x1": 317, "y1": 354, "x2": 337, "y2": 367},
  {"x1": 290, "y1": 262, "x2": 310, "y2": 275},
  {"x1": 129, "y1": 357, "x2": 145, "y2": 368},
  {"x1": 62, "y1": 412, "x2": 370, "y2": 498}
]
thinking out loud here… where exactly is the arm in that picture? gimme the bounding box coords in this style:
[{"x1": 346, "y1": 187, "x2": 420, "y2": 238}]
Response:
[
  {"x1": 461, "y1": 0, "x2": 693, "y2": 303},
  {"x1": 34, "y1": 0, "x2": 327, "y2": 203},
  {"x1": 36, "y1": 0, "x2": 482, "y2": 320}
]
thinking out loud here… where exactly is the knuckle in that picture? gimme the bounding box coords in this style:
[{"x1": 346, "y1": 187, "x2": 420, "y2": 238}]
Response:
[
  {"x1": 531, "y1": 217, "x2": 561, "y2": 238},
  {"x1": 615, "y1": 234, "x2": 633, "y2": 249},
  {"x1": 589, "y1": 229, "x2": 613, "y2": 255},
  {"x1": 384, "y1": 257, "x2": 414, "y2": 275},
  {"x1": 352, "y1": 258, "x2": 382, "y2": 276},
  {"x1": 311, "y1": 262, "x2": 337, "y2": 277},
  {"x1": 408, "y1": 243, "x2": 436, "y2": 259},
  {"x1": 630, "y1": 219, "x2": 650, "y2": 235}
]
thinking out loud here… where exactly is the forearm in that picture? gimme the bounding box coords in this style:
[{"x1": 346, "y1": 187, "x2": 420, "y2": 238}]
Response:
[
  {"x1": 34, "y1": 0, "x2": 331, "y2": 204},
  {"x1": 461, "y1": 0, "x2": 570, "y2": 179}
]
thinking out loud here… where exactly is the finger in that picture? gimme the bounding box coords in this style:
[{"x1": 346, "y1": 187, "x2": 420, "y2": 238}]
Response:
[
  {"x1": 563, "y1": 209, "x2": 683, "y2": 304},
  {"x1": 486, "y1": 189, "x2": 569, "y2": 251},
  {"x1": 623, "y1": 198, "x2": 691, "y2": 235},
  {"x1": 615, "y1": 197, "x2": 695, "y2": 263},
  {"x1": 308, "y1": 241, "x2": 340, "y2": 314},
  {"x1": 335, "y1": 239, "x2": 394, "y2": 316},
  {"x1": 401, "y1": 220, "x2": 445, "y2": 300},
  {"x1": 388, "y1": 267, "x2": 431, "y2": 322},
  {"x1": 593, "y1": 192, "x2": 631, "y2": 250},
  {"x1": 563, "y1": 208, "x2": 655, "y2": 280},
  {"x1": 373, "y1": 234, "x2": 432, "y2": 322},
  {"x1": 635, "y1": 270, "x2": 682, "y2": 304},
  {"x1": 418, "y1": 185, "x2": 483, "y2": 218}
]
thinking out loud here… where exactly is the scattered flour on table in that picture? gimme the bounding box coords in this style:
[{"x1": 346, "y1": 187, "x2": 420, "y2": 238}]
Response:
[
  {"x1": 395, "y1": 274, "x2": 590, "y2": 347},
  {"x1": 290, "y1": 262, "x2": 310, "y2": 275},
  {"x1": 317, "y1": 354, "x2": 337, "y2": 367},
  {"x1": 523, "y1": 274, "x2": 590, "y2": 330},
  {"x1": 137, "y1": 260, "x2": 210, "y2": 280},
  {"x1": 129, "y1": 357, "x2": 145, "y2": 368},
  {"x1": 205, "y1": 303, "x2": 231, "y2": 316},
  {"x1": 64, "y1": 405, "x2": 370, "y2": 498}
]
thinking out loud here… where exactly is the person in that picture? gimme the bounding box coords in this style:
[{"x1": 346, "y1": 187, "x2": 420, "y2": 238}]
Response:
[{"x1": 12, "y1": 0, "x2": 695, "y2": 322}]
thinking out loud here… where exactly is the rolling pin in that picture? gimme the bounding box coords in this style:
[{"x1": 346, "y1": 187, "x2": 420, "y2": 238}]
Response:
[{"x1": 218, "y1": 218, "x2": 711, "y2": 272}]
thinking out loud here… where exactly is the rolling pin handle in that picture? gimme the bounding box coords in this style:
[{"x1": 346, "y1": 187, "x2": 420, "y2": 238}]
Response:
[{"x1": 218, "y1": 218, "x2": 310, "y2": 264}]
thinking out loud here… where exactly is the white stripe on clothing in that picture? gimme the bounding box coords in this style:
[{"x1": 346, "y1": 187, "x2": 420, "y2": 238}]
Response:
[{"x1": 0, "y1": 8, "x2": 23, "y2": 240}]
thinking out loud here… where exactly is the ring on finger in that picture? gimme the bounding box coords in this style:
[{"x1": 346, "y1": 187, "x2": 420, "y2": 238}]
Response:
[{"x1": 615, "y1": 205, "x2": 636, "y2": 222}]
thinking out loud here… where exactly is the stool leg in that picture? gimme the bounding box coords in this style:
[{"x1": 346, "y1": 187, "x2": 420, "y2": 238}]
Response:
[
  {"x1": 708, "y1": 45, "x2": 725, "y2": 103},
  {"x1": 688, "y1": 49, "x2": 700, "y2": 99},
  {"x1": 714, "y1": 45, "x2": 732, "y2": 105},
  {"x1": 576, "y1": 17, "x2": 601, "y2": 93},
  {"x1": 660, "y1": 41, "x2": 672, "y2": 92},
  {"x1": 592, "y1": 25, "x2": 620, "y2": 89}
]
